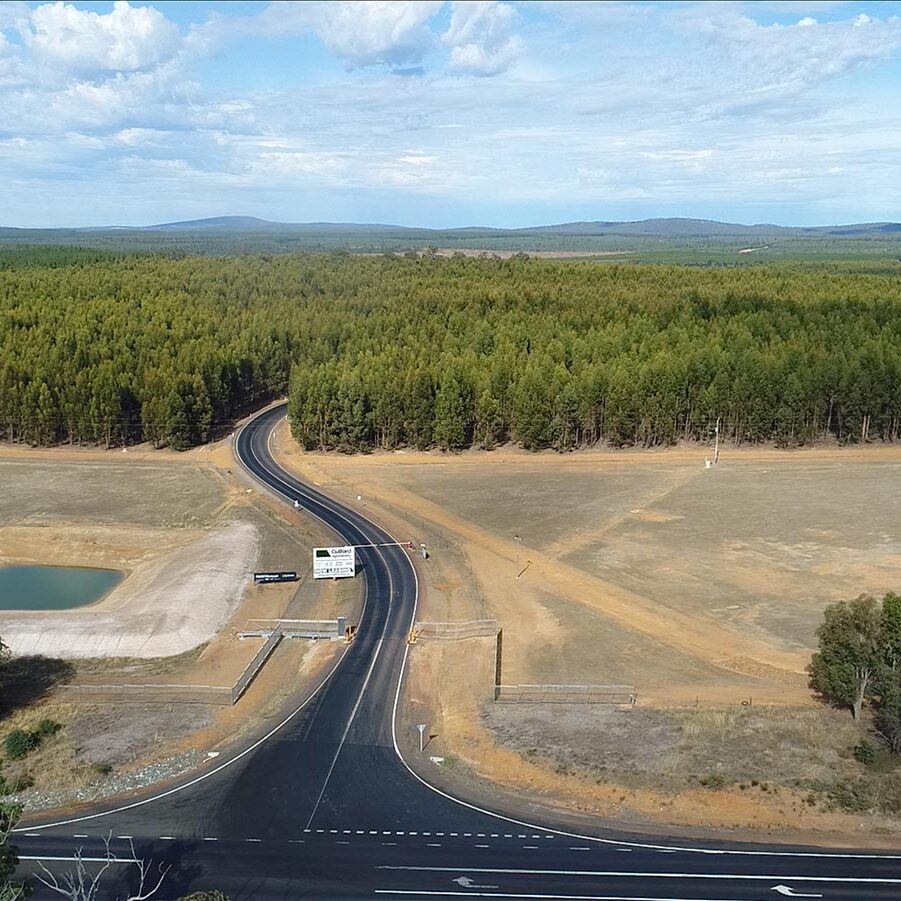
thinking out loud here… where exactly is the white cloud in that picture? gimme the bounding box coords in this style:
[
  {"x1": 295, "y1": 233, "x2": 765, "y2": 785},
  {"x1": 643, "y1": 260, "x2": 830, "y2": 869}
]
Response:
[
  {"x1": 0, "y1": 1, "x2": 28, "y2": 30},
  {"x1": 23, "y1": 0, "x2": 180, "y2": 74},
  {"x1": 443, "y1": 0, "x2": 523, "y2": 76},
  {"x1": 681, "y1": 6, "x2": 901, "y2": 92},
  {"x1": 256, "y1": 1, "x2": 442, "y2": 69}
]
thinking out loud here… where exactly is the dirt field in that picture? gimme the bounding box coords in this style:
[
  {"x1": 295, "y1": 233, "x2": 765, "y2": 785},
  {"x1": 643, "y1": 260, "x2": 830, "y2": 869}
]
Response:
[
  {"x1": 274, "y1": 428, "x2": 901, "y2": 838},
  {"x1": 0, "y1": 432, "x2": 362, "y2": 810}
]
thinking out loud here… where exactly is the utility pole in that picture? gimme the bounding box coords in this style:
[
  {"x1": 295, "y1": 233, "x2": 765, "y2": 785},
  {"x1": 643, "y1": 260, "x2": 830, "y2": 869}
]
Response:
[{"x1": 713, "y1": 416, "x2": 721, "y2": 465}]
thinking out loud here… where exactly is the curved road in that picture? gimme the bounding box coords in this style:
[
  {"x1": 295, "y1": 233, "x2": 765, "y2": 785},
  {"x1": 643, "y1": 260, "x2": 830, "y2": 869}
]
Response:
[{"x1": 14, "y1": 404, "x2": 901, "y2": 899}]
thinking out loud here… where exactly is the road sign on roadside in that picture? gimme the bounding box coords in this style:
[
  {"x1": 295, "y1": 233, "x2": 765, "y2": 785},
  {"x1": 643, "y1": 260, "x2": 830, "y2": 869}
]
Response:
[
  {"x1": 253, "y1": 571, "x2": 298, "y2": 584},
  {"x1": 312, "y1": 546, "x2": 356, "y2": 579}
]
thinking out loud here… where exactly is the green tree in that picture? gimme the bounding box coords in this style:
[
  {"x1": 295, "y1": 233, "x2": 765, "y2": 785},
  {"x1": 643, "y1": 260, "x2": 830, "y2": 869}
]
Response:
[
  {"x1": 433, "y1": 374, "x2": 471, "y2": 451},
  {"x1": 810, "y1": 594, "x2": 883, "y2": 720},
  {"x1": 876, "y1": 592, "x2": 901, "y2": 752},
  {"x1": 0, "y1": 802, "x2": 26, "y2": 901}
]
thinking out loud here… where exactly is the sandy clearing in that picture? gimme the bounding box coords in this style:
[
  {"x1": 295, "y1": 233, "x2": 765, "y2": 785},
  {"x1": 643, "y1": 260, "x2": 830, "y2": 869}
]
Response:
[
  {"x1": 0, "y1": 522, "x2": 259, "y2": 658},
  {"x1": 288, "y1": 458, "x2": 808, "y2": 679}
]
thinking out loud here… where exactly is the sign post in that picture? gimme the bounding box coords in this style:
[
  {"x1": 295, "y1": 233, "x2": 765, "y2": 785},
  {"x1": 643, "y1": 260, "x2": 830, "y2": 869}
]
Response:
[{"x1": 417, "y1": 723, "x2": 427, "y2": 753}]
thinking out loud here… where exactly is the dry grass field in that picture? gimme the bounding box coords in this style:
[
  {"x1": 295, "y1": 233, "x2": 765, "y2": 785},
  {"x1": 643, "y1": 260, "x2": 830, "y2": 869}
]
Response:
[{"x1": 275, "y1": 427, "x2": 901, "y2": 839}]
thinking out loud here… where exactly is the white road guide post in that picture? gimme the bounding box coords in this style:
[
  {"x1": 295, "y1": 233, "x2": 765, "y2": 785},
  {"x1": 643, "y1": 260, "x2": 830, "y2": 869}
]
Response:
[{"x1": 312, "y1": 546, "x2": 356, "y2": 579}]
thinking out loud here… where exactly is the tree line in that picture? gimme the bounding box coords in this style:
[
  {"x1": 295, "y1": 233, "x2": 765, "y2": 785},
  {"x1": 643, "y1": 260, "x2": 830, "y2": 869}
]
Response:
[{"x1": 2, "y1": 251, "x2": 901, "y2": 451}]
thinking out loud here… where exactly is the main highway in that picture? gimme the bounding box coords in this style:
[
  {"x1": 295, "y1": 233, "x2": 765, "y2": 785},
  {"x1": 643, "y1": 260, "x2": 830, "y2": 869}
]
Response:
[{"x1": 13, "y1": 404, "x2": 901, "y2": 899}]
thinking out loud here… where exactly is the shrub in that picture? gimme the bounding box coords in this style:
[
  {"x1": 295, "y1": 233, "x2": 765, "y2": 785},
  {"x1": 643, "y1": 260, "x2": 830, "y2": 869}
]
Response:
[
  {"x1": 854, "y1": 739, "x2": 878, "y2": 766},
  {"x1": 699, "y1": 773, "x2": 727, "y2": 790},
  {"x1": 34, "y1": 719, "x2": 61, "y2": 738},
  {"x1": 4, "y1": 730, "x2": 37, "y2": 760},
  {"x1": 90, "y1": 763, "x2": 112, "y2": 776},
  {"x1": 178, "y1": 893, "x2": 230, "y2": 901}
]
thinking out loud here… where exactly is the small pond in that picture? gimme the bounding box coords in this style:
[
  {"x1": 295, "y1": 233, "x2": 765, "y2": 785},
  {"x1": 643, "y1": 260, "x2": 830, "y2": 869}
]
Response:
[{"x1": 0, "y1": 565, "x2": 124, "y2": 611}]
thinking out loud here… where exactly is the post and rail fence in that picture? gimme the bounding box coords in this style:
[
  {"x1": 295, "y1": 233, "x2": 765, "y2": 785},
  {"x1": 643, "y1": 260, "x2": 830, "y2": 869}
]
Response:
[{"x1": 411, "y1": 619, "x2": 637, "y2": 708}]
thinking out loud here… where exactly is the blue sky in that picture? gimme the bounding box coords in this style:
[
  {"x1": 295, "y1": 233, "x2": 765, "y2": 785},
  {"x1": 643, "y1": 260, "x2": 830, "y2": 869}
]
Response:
[{"x1": 1, "y1": 0, "x2": 900, "y2": 228}]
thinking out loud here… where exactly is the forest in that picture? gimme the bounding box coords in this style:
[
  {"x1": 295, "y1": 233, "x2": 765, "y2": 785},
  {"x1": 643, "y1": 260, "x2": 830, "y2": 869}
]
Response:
[{"x1": 1, "y1": 251, "x2": 901, "y2": 452}]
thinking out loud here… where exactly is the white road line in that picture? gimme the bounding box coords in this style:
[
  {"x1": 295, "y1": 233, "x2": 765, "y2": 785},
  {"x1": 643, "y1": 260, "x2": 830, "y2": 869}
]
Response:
[
  {"x1": 159, "y1": 836, "x2": 174, "y2": 841},
  {"x1": 115, "y1": 835, "x2": 132, "y2": 839},
  {"x1": 427, "y1": 843, "x2": 442, "y2": 847},
  {"x1": 245, "y1": 838, "x2": 261, "y2": 843},
  {"x1": 20, "y1": 855, "x2": 138, "y2": 864},
  {"x1": 24, "y1": 833, "x2": 40, "y2": 837},
  {"x1": 203, "y1": 837, "x2": 218, "y2": 841},
  {"x1": 376, "y1": 866, "x2": 901, "y2": 886},
  {"x1": 375, "y1": 892, "x2": 754, "y2": 900},
  {"x1": 476, "y1": 844, "x2": 491, "y2": 848},
  {"x1": 73, "y1": 834, "x2": 88, "y2": 838},
  {"x1": 570, "y1": 847, "x2": 591, "y2": 851}
]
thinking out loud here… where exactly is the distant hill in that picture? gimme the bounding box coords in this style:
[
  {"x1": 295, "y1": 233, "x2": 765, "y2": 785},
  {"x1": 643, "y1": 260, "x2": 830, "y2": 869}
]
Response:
[
  {"x1": 2, "y1": 215, "x2": 899, "y2": 238},
  {"x1": 110, "y1": 216, "x2": 901, "y2": 238}
]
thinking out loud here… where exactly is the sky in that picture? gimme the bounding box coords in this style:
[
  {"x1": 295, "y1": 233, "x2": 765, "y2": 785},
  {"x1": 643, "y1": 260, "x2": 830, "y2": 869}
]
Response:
[{"x1": 1, "y1": 0, "x2": 901, "y2": 228}]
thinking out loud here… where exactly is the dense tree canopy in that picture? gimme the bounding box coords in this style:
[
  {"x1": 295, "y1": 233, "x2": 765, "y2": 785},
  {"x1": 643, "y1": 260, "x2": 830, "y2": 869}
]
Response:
[
  {"x1": 2, "y1": 252, "x2": 901, "y2": 451},
  {"x1": 811, "y1": 593, "x2": 901, "y2": 752}
]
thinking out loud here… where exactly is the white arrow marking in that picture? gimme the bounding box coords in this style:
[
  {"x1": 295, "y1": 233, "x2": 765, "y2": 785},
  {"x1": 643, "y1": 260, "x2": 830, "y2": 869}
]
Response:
[
  {"x1": 452, "y1": 876, "x2": 499, "y2": 889},
  {"x1": 773, "y1": 887, "x2": 823, "y2": 898}
]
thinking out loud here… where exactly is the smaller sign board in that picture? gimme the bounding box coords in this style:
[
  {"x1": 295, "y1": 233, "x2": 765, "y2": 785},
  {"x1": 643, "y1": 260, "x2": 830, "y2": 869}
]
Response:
[
  {"x1": 253, "y1": 571, "x2": 298, "y2": 584},
  {"x1": 313, "y1": 546, "x2": 356, "y2": 579}
]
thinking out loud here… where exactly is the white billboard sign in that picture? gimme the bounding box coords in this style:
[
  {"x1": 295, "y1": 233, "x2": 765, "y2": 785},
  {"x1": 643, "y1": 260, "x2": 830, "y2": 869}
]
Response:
[{"x1": 313, "y1": 546, "x2": 356, "y2": 579}]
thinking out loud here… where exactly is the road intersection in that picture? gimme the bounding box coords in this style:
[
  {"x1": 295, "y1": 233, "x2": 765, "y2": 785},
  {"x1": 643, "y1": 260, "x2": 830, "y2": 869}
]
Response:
[{"x1": 13, "y1": 404, "x2": 901, "y2": 899}]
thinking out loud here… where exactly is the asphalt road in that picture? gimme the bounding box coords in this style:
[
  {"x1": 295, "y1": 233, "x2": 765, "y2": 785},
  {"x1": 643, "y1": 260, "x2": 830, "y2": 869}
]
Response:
[{"x1": 13, "y1": 404, "x2": 901, "y2": 900}]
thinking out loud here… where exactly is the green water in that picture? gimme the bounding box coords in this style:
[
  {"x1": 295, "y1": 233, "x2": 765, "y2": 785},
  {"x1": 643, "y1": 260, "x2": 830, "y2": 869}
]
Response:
[{"x1": 0, "y1": 565, "x2": 123, "y2": 611}]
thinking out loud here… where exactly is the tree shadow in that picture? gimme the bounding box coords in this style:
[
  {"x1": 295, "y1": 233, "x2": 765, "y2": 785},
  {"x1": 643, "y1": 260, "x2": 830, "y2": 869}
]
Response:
[{"x1": 0, "y1": 655, "x2": 75, "y2": 716}]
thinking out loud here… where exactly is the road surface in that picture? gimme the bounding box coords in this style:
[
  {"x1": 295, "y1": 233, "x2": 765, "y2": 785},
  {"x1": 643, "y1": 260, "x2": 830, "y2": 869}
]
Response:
[{"x1": 14, "y1": 404, "x2": 901, "y2": 900}]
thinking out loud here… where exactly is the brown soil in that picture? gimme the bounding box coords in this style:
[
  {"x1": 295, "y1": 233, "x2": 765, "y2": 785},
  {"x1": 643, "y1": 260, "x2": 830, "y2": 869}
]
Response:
[{"x1": 273, "y1": 425, "x2": 901, "y2": 840}]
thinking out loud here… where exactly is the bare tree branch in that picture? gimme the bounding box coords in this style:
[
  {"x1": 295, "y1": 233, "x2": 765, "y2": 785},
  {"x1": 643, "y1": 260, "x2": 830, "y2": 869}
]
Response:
[{"x1": 34, "y1": 835, "x2": 170, "y2": 901}]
